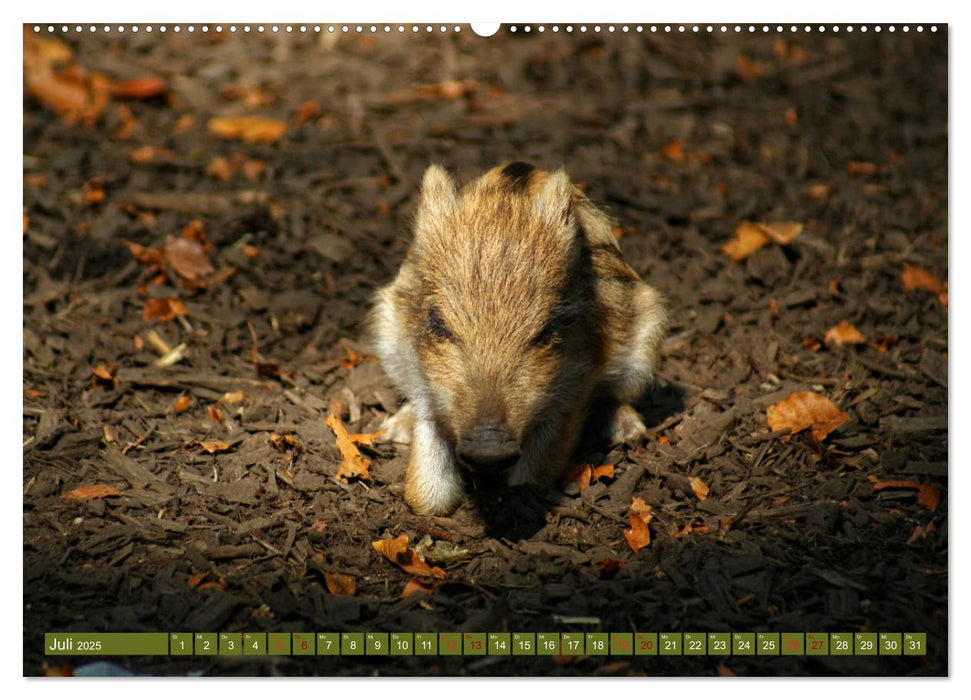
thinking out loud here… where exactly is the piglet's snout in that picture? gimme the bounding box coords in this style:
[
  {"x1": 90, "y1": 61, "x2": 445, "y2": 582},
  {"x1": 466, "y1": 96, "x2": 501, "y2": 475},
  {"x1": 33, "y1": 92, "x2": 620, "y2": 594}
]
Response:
[{"x1": 456, "y1": 424, "x2": 520, "y2": 472}]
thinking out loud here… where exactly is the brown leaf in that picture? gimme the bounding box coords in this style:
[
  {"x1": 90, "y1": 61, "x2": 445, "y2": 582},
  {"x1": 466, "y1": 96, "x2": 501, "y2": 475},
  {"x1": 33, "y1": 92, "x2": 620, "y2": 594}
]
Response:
[
  {"x1": 90, "y1": 363, "x2": 116, "y2": 389},
  {"x1": 293, "y1": 100, "x2": 322, "y2": 126},
  {"x1": 372, "y1": 535, "x2": 446, "y2": 579},
  {"x1": 127, "y1": 146, "x2": 175, "y2": 164},
  {"x1": 110, "y1": 76, "x2": 167, "y2": 100},
  {"x1": 207, "y1": 405, "x2": 224, "y2": 422},
  {"x1": 242, "y1": 159, "x2": 266, "y2": 182},
  {"x1": 206, "y1": 156, "x2": 234, "y2": 182},
  {"x1": 243, "y1": 245, "x2": 259, "y2": 259},
  {"x1": 823, "y1": 320, "x2": 866, "y2": 347},
  {"x1": 595, "y1": 557, "x2": 627, "y2": 579},
  {"x1": 172, "y1": 395, "x2": 192, "y2": 413},
  {"x1": 199, "y1": 440, "x2": 233, "y2": 454},
  {"x1": 323, "y1": 572, "x2": 356, "y2": 596},
  {"x1": 400, "y1": 579, "x2": 434, "y2": 598},
  {"x1": 207, "y1": 116, "x2": 288, "y2": 143},
  {"x1": 766, "y1": 391, "x2": 848, "y2": 442},
  {"x1": 564, "y1": 463, "x2": 592, "y2": 491},
  {"x1": 269, "y1": 432, "x2": 304, "y2": 454},
  {"x1": 735, "y1": 54, "x2": 764, "y2": 81},
  {"x1": 906, "y1": 521, "x2": 937, "y2": 544},
  {"x1": 689, "y1": 476, "x2": 709, "y2": 500},
  {"x1": 847, "y1": 161, "x2": 878, "y2": 176},
  {"x1": 623, "y1": 497, "x2": 653, "y2": 553},
  {"x1": 142, "y1": 297, "x2": 187, "y2": 321},
  {"x1": 720, "y1": 221, "x2": 770, "y2": 261},
  {"x1": 805, "y1": 183, "x2": 833, "y2": 200},
  {"x1": 164, "y1": 236, "x2": 215, "y2": 282},
  {"x1": 901, "y1": 263, "x2": 943, "y2": 294},
  {"x1": 660, "y1": 138, "x2": 684, "y2": 163},
  {"x1": 757, "y1": 221, "x2": 803, "y2": 244},
  {"x1": 870, "y1": 478, "x2": 942, "y2": 512},
  {"x1": 340, "y1": 345, "x2": 375, "y2": 370},
  {"x1": 82, "y1": 177, "x2": 105, "y2": 204},
  {"x1": 61, "y1": 483, "x2": 122, "y2": 501},
  {"x1": 326, "y1": 414, "x2": 372, "y2": 483}
]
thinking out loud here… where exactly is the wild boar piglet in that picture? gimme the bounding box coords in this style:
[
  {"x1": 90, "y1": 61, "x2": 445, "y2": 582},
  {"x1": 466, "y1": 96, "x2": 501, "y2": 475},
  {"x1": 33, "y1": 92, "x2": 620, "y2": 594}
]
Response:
[{"x1": 370, "y1": 162, "x2": 667, "y2": 515}]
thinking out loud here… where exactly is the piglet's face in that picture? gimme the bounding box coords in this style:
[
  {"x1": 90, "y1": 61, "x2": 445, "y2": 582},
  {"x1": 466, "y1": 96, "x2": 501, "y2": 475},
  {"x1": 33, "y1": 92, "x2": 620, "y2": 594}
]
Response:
[{"x1": 406, "y1": 164, "x2": 604, "y2": 475}]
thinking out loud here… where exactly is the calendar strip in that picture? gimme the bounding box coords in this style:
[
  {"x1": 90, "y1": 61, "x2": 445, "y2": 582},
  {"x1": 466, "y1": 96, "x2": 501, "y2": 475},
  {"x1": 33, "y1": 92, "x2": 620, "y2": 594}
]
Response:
[{"x1": 45, "y1": 632, "x2": 926, "y2": 656}]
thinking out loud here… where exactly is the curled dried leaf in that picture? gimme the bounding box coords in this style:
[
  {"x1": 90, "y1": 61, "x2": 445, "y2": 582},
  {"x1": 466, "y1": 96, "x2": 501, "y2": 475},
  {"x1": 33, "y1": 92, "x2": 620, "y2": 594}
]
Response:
[
  {"x1": 62, "y1": 483, "x2": 122, "y2": 501},
  {"x1": 372, "y1": 535, "x2": 446, "y2": 579},
  {"x1": 766, "y1": 391, "x2": 848, "y2": 442}
]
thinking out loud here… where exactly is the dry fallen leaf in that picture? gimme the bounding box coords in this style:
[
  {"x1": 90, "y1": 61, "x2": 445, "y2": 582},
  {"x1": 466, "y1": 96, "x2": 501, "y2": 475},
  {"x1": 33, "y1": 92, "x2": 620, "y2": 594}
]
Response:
[
  {"x1": 595, "y1": 557, "x2": 627, "y2": 579},
  {"x1": 901, "y1": 263, "x2": 944, "y2": 294},
  {"x1": 172, "y1": 395, "x2": 192, "y2": 413},
  {"x1": 207, "y1": 116, "x2": 288, "y2": 143},
  {"x1": 870, "y1": 478, "x2": 942, "y2": 512},
  {"x1": 689, "y1": 476, "x2": 709, "y2": 500},
  {"x1": 198, "y1": 440, "x2": 233, "y2": 454},
  {"x1": 660, "y1": 138, "x2": 684, "y2": 163},
  {"x1": 372, "y1": 535, "x2": 446, "y2": 579},
  {"x1": 758, "y1": 221, "x2": 803, "y2": 244},
  {"x1": 721, "y1": 221, "x2": 804, "y2": 261},
  {"x1": 847, "y1": 161, "x2": 878, "y2": 176},
  {"x1": 735, "y1": 54, "x2": 764, "y2": 82},
  {"x1": 346, "y1": 429, "x2": 386, "y2": 447},
  {"x1": 824, "y1": 320, "x2": 866, "y2": 347},
  {"x1": 110, "y1": 76, "x2": 167, "y2": 100},
  {"x1": 142, "y1": 297, "x2": 187, "y2": 321},
  {"x1": 164, "y1": 236, "x2": 215, "y2": 282},
  {"x1": 293, "y1": 100, "x2": 322, "y2": 126},
  {"x1": 623, "y1": 497, "x2": 653, "y2": 553},
  {"x1": 90, "y1": 363, "x2": 117, "y2": 389},
  {"x1": 340, "y1": 345, "x2": 375, "y2": 370},
  {"x1": 206, "y1": 155, "x2": 234, "y2": 182},
  {"x1": 906, "y1": 521, "x2": 937, "y2": 544},
  {"x1": 61, "y1": 484, "x2": 123, "y2": 501},
  {"x1": 326, "y1": 414, "x2": 372, "y2": 483},
  {"x1": 720, "y1": 221, "x2": 769, "y2": 261},
  {"x1": 400, "y1": 579, "x2": 434, "y2": 598},
  {"x1": 323, "y1": 572, "x2": 356, "y2": 596},
  {"x1": 766, "y1": 391, "x2": 848, "y2": 442}
]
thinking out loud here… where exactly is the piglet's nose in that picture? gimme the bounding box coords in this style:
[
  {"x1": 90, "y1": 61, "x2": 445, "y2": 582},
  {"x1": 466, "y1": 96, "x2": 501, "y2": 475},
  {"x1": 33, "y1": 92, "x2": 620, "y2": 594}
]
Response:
[{"x1": 457, "y1": 424, "x2": 520, "y2": 471}]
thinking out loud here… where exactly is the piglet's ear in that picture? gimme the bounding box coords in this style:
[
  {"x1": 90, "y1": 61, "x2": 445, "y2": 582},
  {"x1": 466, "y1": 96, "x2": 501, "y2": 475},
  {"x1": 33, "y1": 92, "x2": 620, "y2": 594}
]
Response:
[
  {"x1": 534, "y1": 168, "x2": 574, "y2": 230},
  {"x1": 414, "y1": 165, "x2": 457, "y2": 246}
]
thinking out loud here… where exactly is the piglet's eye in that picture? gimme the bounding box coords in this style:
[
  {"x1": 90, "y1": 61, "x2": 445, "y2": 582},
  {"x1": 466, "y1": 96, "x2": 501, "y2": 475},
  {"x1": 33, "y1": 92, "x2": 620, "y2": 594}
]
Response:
[
  {"x1": 427, "y1": 305, "x2": 453, "y2": 341},
  {"x1": 532, "y1": 318, "x2": 559, "y2": 347}
]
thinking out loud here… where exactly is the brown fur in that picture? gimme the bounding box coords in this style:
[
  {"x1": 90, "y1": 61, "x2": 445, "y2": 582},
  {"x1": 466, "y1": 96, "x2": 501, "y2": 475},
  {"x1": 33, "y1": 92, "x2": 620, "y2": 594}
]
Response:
[{"x1": 369, "y1": 163, "x2": 667, "y2": 515}]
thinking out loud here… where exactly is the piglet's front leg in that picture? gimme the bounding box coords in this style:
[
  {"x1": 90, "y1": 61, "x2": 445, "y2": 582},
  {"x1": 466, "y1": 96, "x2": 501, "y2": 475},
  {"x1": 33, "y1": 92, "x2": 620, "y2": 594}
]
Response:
[{"x1": 403, "y1": 417, "x2": 465, "y2": 516}]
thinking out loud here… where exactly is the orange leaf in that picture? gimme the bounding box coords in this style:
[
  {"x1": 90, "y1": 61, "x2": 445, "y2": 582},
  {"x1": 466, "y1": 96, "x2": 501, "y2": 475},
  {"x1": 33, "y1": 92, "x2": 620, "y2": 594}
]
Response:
[
  {"x1": 207, "y1": 405, "x2": 224, "y2": 422},
  {"x1": 689, "y1": 476, "x2": 709, "y2": 500},
  {"x1": 346, "y1": 429, "x2": 386, "y2": 447},
  {"x1": 595, "y1": 557, "x2": 627, "y2": 579},
  {"x1": 142, "y1": 297, "x2": 187, "y2": 321},
  {"x1": 623, "y1": 497, "x2": 653, "y2": 553},
  {"x1": 823, "y1": 320, "x2": 866, "y2": 347},
  {"x1": 901, "y1": 263, "x2": 943, "y2": 294},
  {"x1": 565, "y1": 463, "x2": 593, "y2": 491},
  {"x1": 592, "y1": 464, "x2": 615, "y2": 483},
  {"x1": 127, "y1": 145, "x2": 175, "y2": 164},
  {"x1": 372, "y1": 535, "x2": 446, "y2": 579},
  {"x1": 400, "y1": 579, "x2": 434, "y2": 598},
  {"x1": 326, "y1": 414, "x2": 372, "y2": 483},
  {"x1": 323, "y1": 572, "x2": 356, "y2": 596},
  {"x1": 340, "y1": 345, "x2": 375, "y2": 370},
  {"x1": 172, "y1": 395, "x2": 192, "y2": 413},
  {"x1": 199, "y1": 440, "x2": 233, "y2": 454},
  {"x1": 756, "y1": 221, "x2": 803, "y2": 244},
  {"x1": 766, "y1": 391, "x2": 848, "y2": 442},
  {"x1": 111, "y1": 76, "x2": 167, "y2": 100},
  {"x1": 735, "y1": 54, "x2": 764, "y2": 81},
  {"x1": 206, "y1": 155, "x2": 234, "y2": 182},
  {"x1": 61, "y1": 483, "x2": 122, "y2": 501},
  {"x1": 660, "y1": 138, "x2": 684, "y2": 163},
  {"x1": 293, "y1": 100, "x2": 322, "y2": 126},
  {"x1": 720, "y1": 221, "x2": 770, "y2": 261},
  {"x1": 207, "y1": 116, "x2": 288, "y2": 143},
  {"x1": 123, "y1": 239, "x2": 163, "y2": 266},
  {"x1": 847, "y1": 161, "x2": 878, "y2": 176},
  {"x1": 623, "y1": 513, "x2": 651, "y2": 553}
]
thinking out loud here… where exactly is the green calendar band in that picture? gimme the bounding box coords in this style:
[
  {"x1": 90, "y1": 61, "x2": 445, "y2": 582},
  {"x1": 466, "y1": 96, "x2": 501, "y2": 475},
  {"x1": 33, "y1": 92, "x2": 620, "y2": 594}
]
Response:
[{"x1": 43, "y1": 631, "x2": 928, "y2": 656}]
